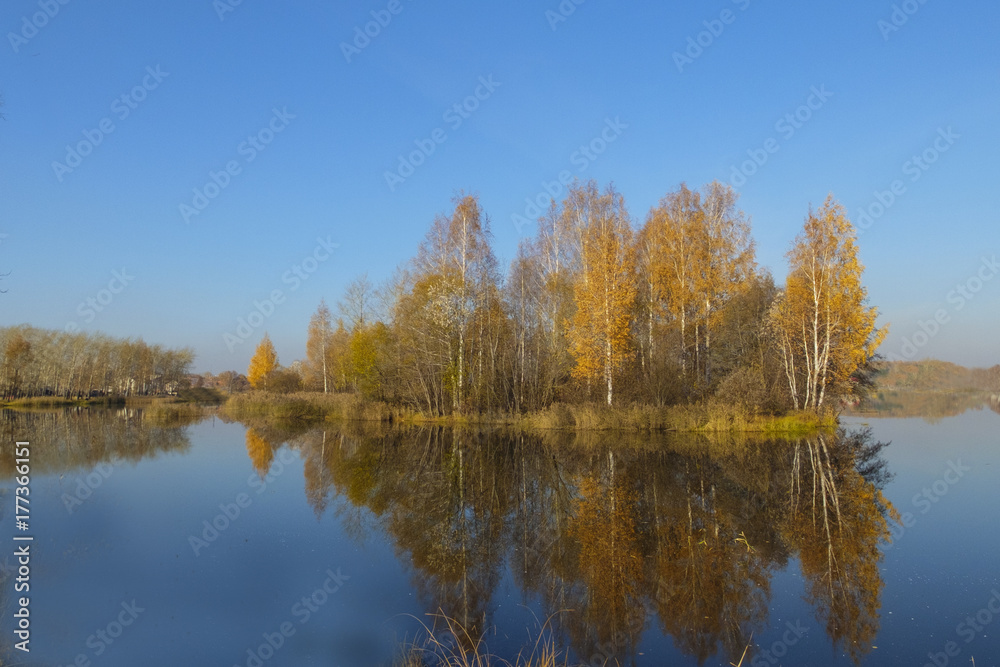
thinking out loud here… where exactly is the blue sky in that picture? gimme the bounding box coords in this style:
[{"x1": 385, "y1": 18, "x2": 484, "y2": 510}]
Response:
[{"x1": 1, "y1": 0, "x2": 998, "y2": 372}]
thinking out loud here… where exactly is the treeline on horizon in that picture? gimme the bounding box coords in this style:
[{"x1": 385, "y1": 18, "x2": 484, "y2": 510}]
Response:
[
  {"x1": 0, "y1": 326, "x2": 194, "y2": 400},
  {"x1": 246, "y1": 179, "x2": 885, "y2": 416},
  {"x1": 875, "y1": 359, "x2": 1000, "y2": 393}
]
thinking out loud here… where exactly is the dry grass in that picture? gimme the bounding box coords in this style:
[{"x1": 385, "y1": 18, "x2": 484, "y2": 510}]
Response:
[
  {"x1": 394, "y1": 612, "x2": 588, "y2": 667},
  {"x1": 1, "y1": 395, "x2": 126, "y2": 408},
  {"x1": 220, "y1": 391, "x2": 836, "y2": 435},
  {"x1": 2, "y1": 388, "x2": 224, "y2": 410},
  {"x1": 221, "y1": 391, "x2": 416, "y2": 425},
  {"x1": 519, "y1": 401, "x2": 835, "y2": 434},
  {"x1": 729, "y1": 637, "x2": 752, "y2": 666}
]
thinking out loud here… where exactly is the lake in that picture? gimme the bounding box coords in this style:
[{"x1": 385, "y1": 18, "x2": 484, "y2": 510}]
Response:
[{"x1": 1, "y1": 402, "x2": 998, "y2": 666}]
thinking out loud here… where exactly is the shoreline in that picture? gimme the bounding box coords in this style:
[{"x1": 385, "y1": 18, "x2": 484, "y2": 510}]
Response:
[
  {"x1": 0, "y1": 388, "x2": 226, "y2": 410},
  {"x1": 217, "y1": 391, "x2": 837, "y2": 434}
]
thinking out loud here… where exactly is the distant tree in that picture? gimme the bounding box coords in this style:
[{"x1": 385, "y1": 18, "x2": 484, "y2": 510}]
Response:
[
  {"x1": 338, "y1": 274, "x2": 375, "y2": 331},
  {"x1": 346, "y1": 321, "x2": 389, "y2": 399},
  {"x1": 306, "y1": 300, "x2": 333, "y2": 392},
  {"x1": 216, "y1": 370, "x2": 247, "y2": 393},
  {"x1": 4, "y1": 334, "x2": 32, "y2": 398},
  {"x1": 0, "y1": 325, "x2": 192, "y2": 398},
  {"x1": 269, "y1": 367, "x2": 302, "y2": 394},
  {"x1": 247, "y1": 333, "x2": 278, "y2": 391}
]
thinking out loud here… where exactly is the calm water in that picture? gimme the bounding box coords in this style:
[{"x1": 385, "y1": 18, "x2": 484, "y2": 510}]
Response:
[{"x1": 0, "y1": 403, "x2": 997, "y2": 666}]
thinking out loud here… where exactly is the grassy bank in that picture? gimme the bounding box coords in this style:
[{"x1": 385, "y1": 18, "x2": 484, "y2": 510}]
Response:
[
  {"x1": 220, "y1": 391, "x2": 414, "y2": 424},
  {"x1": 2, "y1": 388, "x2": 226, "y2": 421},
  {"x1": 220, "y1": 391, "x2": 835, "y2": 433},
  {"x1": 1, "y1": 395, "x2": 126, "y2": 408}
]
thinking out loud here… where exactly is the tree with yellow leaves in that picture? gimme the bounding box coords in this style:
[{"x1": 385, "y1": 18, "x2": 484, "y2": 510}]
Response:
[
  {"x1": 247, "y1": 333, "x2": 278, "y2": 391},
  {"x1": 696, "y1": 181, "x2": 756, "y2": 383},
  {"x1": 771, "y1": 196, "x2": 885, "y2": 410},
  {"x1": 566, "y1": 182, "x2": 637, "y2": 406},
  {"x1": 640, "y1": 184, "x2": 702, "y2": 376},
  {"x1": 640, "y1": 182, "x2": 755, "y2": 385},
  {"x1": 409, "y1": 193, "x2": 501, "y2": 412}
]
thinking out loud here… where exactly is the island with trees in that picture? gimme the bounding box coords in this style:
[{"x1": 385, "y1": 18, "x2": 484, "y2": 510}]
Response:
[{"x1": 226, "y1": 180, "x2": 885, "y2": 432}]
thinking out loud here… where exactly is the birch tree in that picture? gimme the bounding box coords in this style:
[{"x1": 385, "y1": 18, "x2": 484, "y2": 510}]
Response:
[
  {"x1": 423, "y1": 194, "x2": 498, "y2": 411},
  {"x1": 566, "y1": 183, "x2": 637, "y2": 406},
  {"x1": 771, "y1": 196, "x2": 885, "y2": 410},
  {"x1": 306, "y1": 300, "x2": 333, "y2": 392},
  {"x1": 641, "y1": 184, "x2": 702, "y2": 376},
  {"x1": 695, "y1": 181, "x2": 756, "y2": 384}
]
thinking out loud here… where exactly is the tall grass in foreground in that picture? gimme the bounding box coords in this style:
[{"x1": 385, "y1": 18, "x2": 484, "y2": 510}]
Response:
[{"x1": 394, "y1": 613, "x2": 590, "y2": 667}]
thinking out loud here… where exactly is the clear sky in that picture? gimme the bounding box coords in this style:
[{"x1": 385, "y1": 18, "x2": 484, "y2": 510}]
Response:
[{"x1": 1, "y1": 1, "x2": 998, "y2": 373}]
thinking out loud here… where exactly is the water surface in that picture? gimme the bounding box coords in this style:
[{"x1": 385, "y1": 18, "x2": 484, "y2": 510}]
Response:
[{"x1": 1, "y1": 405, "x2": 997, "y2": 666}]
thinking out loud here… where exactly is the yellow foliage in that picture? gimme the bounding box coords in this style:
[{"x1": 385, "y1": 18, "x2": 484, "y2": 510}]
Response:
[
  {"x1": 772, "y1": 196, "x2": 886, "y2": 410},
  {"x1": 244, "y1": 428, "x2": 274, "y2": 478},
  {"x1": 247, "y1": 333, "x2": 278, "y2": 390},
  {"x1": 565, "y1": 182, "x2": 637, "y2": 406},
  {"x1": 640, "y1": 181, "x2": 755, "y2": 381}
]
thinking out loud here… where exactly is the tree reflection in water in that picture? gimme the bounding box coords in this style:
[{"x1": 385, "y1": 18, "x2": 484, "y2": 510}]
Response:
[
  {"x1": 274, "y1": 424, "x2": 898, "y2": 666},
  {"x1": 785, "y1": 429, "x2": 898, "y2": 664},
  {"x1": 0, "y1": 406, "x2": 201, "y2": 476}
]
